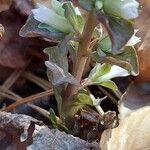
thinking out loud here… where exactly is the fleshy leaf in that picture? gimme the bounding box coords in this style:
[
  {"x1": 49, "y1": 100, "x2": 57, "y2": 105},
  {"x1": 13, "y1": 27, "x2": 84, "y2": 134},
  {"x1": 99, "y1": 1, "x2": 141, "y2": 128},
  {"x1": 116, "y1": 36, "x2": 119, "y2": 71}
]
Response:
[
  {"x1": 19, "y1": 14, "x2": 65, "y2": 41},
  {"x1": 108, "y1": 17, "x2": 134, "y2": 52},
  {"x1": 44, "y1": 46, "x2": 68, "y2": 72},
  {"x1": 95, "y1": 11, "x2": 134, "y2": 53}
]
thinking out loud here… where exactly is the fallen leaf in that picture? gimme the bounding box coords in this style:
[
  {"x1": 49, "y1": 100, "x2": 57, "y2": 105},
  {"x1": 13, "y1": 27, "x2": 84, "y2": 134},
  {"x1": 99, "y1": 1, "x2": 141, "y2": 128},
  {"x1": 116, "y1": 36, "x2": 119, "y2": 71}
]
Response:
[
  {"x1": 135, "y1": 1, "x2": 150, "y2": 82},
  {"x1": 0, "y1": 0, "x2": 12, "y2": 12},
  {"x1": 119, "y1": 82, "x2": 150, "y2": 119},
  {"x1": 100, "y1": 82, "x2": 150, "y2": 150},
  {"x1": 100, "y1": 107, "x2": 150, "y2": 150},
  {"x1": 0, "y1": 5, "x2": 49, "y2": 68},
  {"x1": 0, "y1": 6, "x2": 28, "y2": 68},
  {"x1": 136, "y1": 31, "x2": 150, "y2": 82}
]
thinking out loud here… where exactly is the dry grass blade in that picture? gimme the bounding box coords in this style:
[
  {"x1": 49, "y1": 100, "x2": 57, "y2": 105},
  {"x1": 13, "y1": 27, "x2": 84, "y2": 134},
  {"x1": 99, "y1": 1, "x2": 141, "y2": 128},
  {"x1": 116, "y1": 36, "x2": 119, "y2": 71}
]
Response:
[
  {"x1": 0, "y1": 63, "x2": 29, "y2": 101},
  {"x1": 98, "y1": 87, "x2": 118, "y2": 105},
  {"x1": 22, "y1": 71, "x2": 52, "y2": 90},
  {"x1": 2, "y1": 89, "x2": 53, "y2": 112}
]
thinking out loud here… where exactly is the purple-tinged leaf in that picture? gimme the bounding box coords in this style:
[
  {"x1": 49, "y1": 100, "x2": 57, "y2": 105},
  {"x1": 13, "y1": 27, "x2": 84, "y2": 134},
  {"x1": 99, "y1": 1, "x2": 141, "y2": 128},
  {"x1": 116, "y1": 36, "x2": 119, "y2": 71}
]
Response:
[
  {"x1": 19, "y1": 14, "x2": 66, "y2": 42},
  {"x1": 95, "y1": 11, "x2": 134, "y2": 53}
]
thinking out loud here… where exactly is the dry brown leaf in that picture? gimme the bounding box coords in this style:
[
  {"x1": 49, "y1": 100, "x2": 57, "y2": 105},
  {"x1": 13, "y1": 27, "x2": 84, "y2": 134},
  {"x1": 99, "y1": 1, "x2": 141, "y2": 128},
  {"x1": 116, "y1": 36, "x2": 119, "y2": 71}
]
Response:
[
  {"x1": 100, "y1": 106, "x2": 150, "y2": 150},
  {"x1": 100, "y1": 82, "x2": 150, "y2": 150},
  {"x1": 119, "y1": 82, "x2": 150, "y2": 119},
  {"x1": 0, "y1": 8, "x2": 28, "y2": 68},
  {"x1": 135, "y1": 0, "x2": 150, "y2": 82},
  {"x1": 0, "y1": 0, "x2": 12, "y2": 12},
  {"x1": 0, "y1": 4, "x2": 49, "y2": 68},
  {"x1": 136, "y1": 31, "x2": 150, "y2": 82}
]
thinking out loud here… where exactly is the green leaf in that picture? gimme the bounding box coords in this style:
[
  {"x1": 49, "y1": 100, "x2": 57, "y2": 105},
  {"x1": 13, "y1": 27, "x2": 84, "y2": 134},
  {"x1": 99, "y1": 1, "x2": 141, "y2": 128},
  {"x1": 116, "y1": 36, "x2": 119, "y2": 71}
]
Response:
[
  {"x1": 49, "y1": 108, "x2": 69, "y2": 133},
  {"x1": 95, "y1": 11, "x2": 134, "y2": 53},
  {"x1": 32, "y1": 5, "x2": 74, "y2": 33},
  {"x1": 75, "y1": 93, "x2": 93, "y2": 105},
  {"x1": 97, "y1": 80, "x2": 118, "y2": 91},
  {"x1": 103, "y1": 0, "x2": 139, "y2": 20},
  {"x1": 44, "y1": 46, "x2": 68, "y2": 72},
  {"x1": 92, "y1": 46, "x2": 139, "y2": 76},
  {"x1": 113, "y1": 46, "x2": 139, "y2": 76},
  {"x1": 66, "y1": 92, "x2": 93, "y2": 116},
  {"x1": 89, "y1": 63, "x2": 111, "y2": 81},
  {"x1": 44, "y1": 47, "x2": 78, "y2": 85},
  {"x1": 97, "y1": 36, "x2": 112, "y2": 53},
  {"x1": 49, "y1": 108, "x2": 58, "y2": 128},
  {"x1": 63, "y1": 2, "x2": 84, "y2": 32},
  {"x1": 108, "y1": 17, "x2": 134, "y2": 53},
  {"x1": 38, "y1": 23, "x2": 60, "y2": 33},
  {"x1": 19, "y1": 14, "x2": 66, "y2": 41}
]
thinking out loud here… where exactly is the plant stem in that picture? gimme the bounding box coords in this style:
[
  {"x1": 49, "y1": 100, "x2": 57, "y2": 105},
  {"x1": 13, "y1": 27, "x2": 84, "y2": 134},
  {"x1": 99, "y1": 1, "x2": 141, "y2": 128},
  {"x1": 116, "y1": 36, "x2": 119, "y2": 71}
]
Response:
[{"x1": 65, "y1": 11, "x2": 97, "y2": 101}]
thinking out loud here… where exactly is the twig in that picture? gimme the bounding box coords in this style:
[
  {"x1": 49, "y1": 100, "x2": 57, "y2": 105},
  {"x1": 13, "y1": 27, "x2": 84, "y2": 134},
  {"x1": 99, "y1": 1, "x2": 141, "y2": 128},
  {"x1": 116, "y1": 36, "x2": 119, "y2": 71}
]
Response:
[{"x1": 2, "y1": 89, "x2": 53, "y2": 112}]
